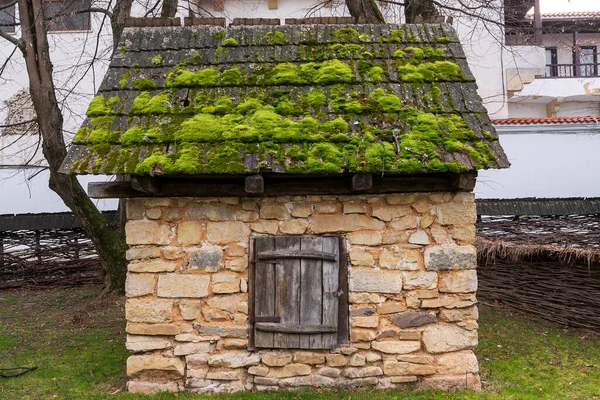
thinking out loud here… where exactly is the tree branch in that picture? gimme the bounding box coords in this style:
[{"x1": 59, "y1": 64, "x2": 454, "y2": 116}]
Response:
[{"x1": 0, "y1": 30, "x2": 25, "y2": 50}]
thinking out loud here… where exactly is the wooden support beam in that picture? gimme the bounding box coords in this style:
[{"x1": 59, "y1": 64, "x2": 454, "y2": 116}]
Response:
[
  {"x1": 351, "y1": 173, "x2": 372, "y2": 191},
  {"x1": 245, "y1": 175, "x2": 264, "y2": 194},
  {"x1": 89, "y1": 173, "x2": 477, "y2": 199},
  {"x1": 131, "y1": 176, "x2": 161, "y2": 194}
]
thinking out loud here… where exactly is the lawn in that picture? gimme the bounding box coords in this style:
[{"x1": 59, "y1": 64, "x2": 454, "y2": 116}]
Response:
[{"x1": 0, "y1": 287, "x2": 598, "y2": 399}]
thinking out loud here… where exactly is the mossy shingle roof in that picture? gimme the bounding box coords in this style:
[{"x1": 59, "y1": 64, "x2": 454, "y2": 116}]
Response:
[{"x1": 61, "y1": 23, "x2": 509, "y2": 176}]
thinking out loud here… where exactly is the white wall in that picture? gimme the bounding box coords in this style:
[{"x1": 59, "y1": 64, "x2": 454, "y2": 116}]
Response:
[{"x1": 476, "y1": 131, "x2": 600, "y2": 199}]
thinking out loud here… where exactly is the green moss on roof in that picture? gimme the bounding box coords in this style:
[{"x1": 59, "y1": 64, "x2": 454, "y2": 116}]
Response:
[{"x1": 63, "y1": 24, "x2": 508, "y2": 176}]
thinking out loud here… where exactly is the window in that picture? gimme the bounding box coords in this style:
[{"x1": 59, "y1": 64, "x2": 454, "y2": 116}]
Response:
[
  {"x1": 249, "y1": 236, "x2": 348, "y2": 350},
  {"x1": 44, "y1": 0, "x2": 91, "y2": 32},
  {"x1": 577, "y1": 46, "x2": 598, "y2": 77},
  {"x1": 545, "y1": 47, "x2": 557, "y2": 77},
  {"x1": 0, "y1": 0, "x2": 15, "y2": 33}
]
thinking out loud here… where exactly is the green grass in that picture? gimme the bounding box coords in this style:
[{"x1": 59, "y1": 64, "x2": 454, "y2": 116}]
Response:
[{"x1": 0, "y1": 287, "x2": 598, "y2": 399}]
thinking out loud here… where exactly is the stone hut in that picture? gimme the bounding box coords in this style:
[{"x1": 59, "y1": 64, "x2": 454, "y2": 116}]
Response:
[{"x1": 61, "y1": 20, "x2": 509, "y2": 394}]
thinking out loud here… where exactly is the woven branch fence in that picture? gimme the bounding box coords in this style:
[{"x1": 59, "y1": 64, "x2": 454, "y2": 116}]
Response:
[
  {"x1": 476, "y1": 237, "x2": 600, "y2": 332},
  {"x1": 0, "y1": 229, "x2": 102, "y2": 290}
]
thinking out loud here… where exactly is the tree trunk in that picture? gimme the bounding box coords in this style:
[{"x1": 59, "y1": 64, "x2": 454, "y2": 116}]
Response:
[
  {"x1": 404, "y1": 0, "x2": 441, "y2": 23},
  {"x1": 345, "y1": 0, "x2": 385, "y2": 23},
  {"x1": 161, "y1": 0, "x2": 178, "y2": 18},
  {"x1": 17, "y1": 0, "x2": 128, "y2": 292}
]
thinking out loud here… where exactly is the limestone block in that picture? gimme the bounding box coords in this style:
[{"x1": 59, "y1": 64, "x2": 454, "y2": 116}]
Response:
[
  {"x1": 371, "y1": 205, "x2": 411, "y2": 222},
  {"x1": 291, "y1": 203, "x2": 313, "y2": 218},
  {"x1": 364, "y1": 352, "x2": 381, "y2": 363},
  {"x1": 349, "y1": 247, "x2": 375, "y2": 266},
  {"x1": 343, "y1": 202, "x2": 367, "y2": 214},
  {"x1": 202, "y1": 307, "x2": 229, "y2": 321},
  {"x1": 431, "y1": 226, "x2": 449, "y2": 244},
  {"x1": 379, "y1": 248, "x2": 421, "y2": 270},
  {"x1": 421, "y1": 294, "x2": 476, "y2": 309},
  {"x1": 254, "y1": 377, "x2": 279, "y2": 386},
  {"x1": 349, "y1": 354, "x2": 366, "y2": 366},
  {"x1": 315, "y1": 202, "x2": 340, "y2": 214},
  {"x1": 125, "y1": 273, "x2": 155, "y2": 297},
  {"x1": 402, "y1": 271, "x2": 438, "y2": 290},
  {"x1": 438, "y1": 270, "x2": 478, "y2": 293},
  {"x1": 348, "y1": 292, "x2": 387, "y2": 304},
  {"x1": 391, "y1": 312, "x2": 437, "y2": 328},
  {"x1": 207, "y1": 294, "x2": 244, "y2": 313},
  {"x1": 126, "y1": 247, "x2": 161, "y2": 260},
  {"x1": 407, "y1": 364, "x2": 436, "y2": 375},
  {"x1": 318, "y1": 367, "x2": 342, "y2": 378},
  {"x1": 419, "y1": 213, "x2": 435, "y2": 229},
  {"x1": 397, "y1": 354, "x2": 435, "y2": 364},
  {"x1": 186, "y1": 353, "x2": 210, "y2": 367},
  {"x1": 350, "y1": 328, "x2": 377, "y2": 342},
  {"x1": 418, "y1": 373, "x2": 481, "y2": 391},
  {"x1": 412, "y1": 199, "x2": 431, "y2": 214},
  {"x1": 347, "y1": 231, "x2": 382, "y2": 246},
  {"x1": 208, "y1": 352, "x2": 260, "y2": 368},
  {"x1": 279, "y1": 219, "x2": 309, "y2": 234},
  {"x1": 377, "y1": 302, "x2": 407, "y2": 315},
  {"x1": 212, "y1": 272, "x2": 240, "y2": 293},
  {"x1": 225, "y1": 257, "x2": 248, "y2": 272},
  {"x1": 251, "y1": 220, "x2": 279, "y2": 235},
  {"x1": 262, "y1": 352, "x2": 292, "y2": 367},
  {"x1": 241, "y1": 200, "x2": 257, "y2": 211},
  {"x1": 278, "y1": 374, "x2": 336, "y2": 387},
  {"x1": 452, "y1": 225, "x2": 476, "y2": 243},
  {"x1": 145, "y1": 198, "x2": 172, "y2": 207},
  {"x1": 439, "y1": 306, "x2": 479, "y2": 322},
  {"x1": 389, "y1": 215, "x2": 418, "y2": 231},
  {"x1": 437, "y1": 350, "x2": 479, "y2": 375},
  {"x1": 188, "y1": 248, "x2": 222, "y2": 272},
  {"x1": 341, "y1": 366, "x2": 383, "y2": 378},
  {"x1": 390, "y1": 376, "x2": 418, "y2": 383},
  {"x1": 127, "y1": 323, "x2": 179, "y2": 335},
  {"x1": 128, "y1": 260, "x2": 177, "y2": 273},
  {"x1": 372, "y1": 340, "x2": 420, "y2": 354},
  {"x1": 326, "y1": 354, "x2": 347, "y2": 367},
  {"x1": 383, "y1": 361, "x2": 410, "y2": 376},
  {"x1": 126, "y1": 335, "x2": 172, "y2": 352},
  {"x1": 236, "y1": 210, "x2": 259, "y2": 222},
  {"x1": 350, "y1": 315, "x2": 379, "y2": 328},
  {"x1": 162, "y1": 247, "x2": 183, "y2": 260},
  {"x1": 178, "y1": 301, "x2": 202, "y2": 320},
  {"x1": 311, "y1": 214, "x2": 384, "y2": 233},
  {"x1": 178, "y1": 221, "x2": 204, "y2": 245},
  {"x1": 174, "y1": 342, "x2": 211, "y2": 355},
  {"x1": 429, "y1": 193, "x2": 452, "y2": 203},
  {"x1": 126, "y1": 299, "x2": 173, "y2": 323},
  {"x1": 424, "y1": 245, "x2": 476, "y2": 271},
  {"x1": 293, "y1": 352, "x2": 326, "y2": 365},
  {"x1": 386, "y1": 193, "x2": 415, "y2": 205},
  {"x1": 206, "y1": 370, "x2": 240, "y2": 380},
  {"x1": 349, "y1": 269, "x2": 402, "y2": 293},
  {"x1": 422, "y1": 325, "x2": 478, "y2": 354},
  {"x1": 126, "y1": 220, "x2": 172, "y2": 245},
  {"x1": 186, "y1": 203, "x2": 234, "y2": 221},
  {"x1": 408, "y1": 230, "x2": 430, "y2": 245},
  {"x1": 248, "y1": 366, "x2": 269, "y2": 376},
  {"x1": 157, "y1": 274, "x2": 210, "y2": 298},
  {"x1": 187, "y1": 366, "x2": 209, "y2": 379},
  {"x1": 277, "y1": 363, "x2": 312, "y2": 378},
  {"x1": 196, "y1": 325, "x2": 246, "y2": 338},
  {"x1": 259, "y1": 204, "x2": 289, "y2": 220},
  {"x1": 127, "y1": 381, "x2": 179, "y2": 394},
  {"x1": 127, "y1": 355, "x2": 184, "y2": 377},
  {"x1": 349, "y1": 307, "x2": 375, "y2": 318},
  {"x1": 176, "y1": 333, "x2": 217, "y2": 342},
  {"x1": 206, "y1": 221, "x2": 250, "y2": 244},
  {"x1": 336, "y1": 377, "x2": 378, "y2": 387},
  {"x1": 222, "y1": 338, "x2": 247, "y2": 349},
  {"x1": 434, "y1": 202, "x2": 476, "y2": 226}
]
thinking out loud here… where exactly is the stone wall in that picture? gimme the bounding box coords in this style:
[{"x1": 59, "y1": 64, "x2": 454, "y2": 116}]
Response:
[{"x1": 124, "y1": 193, "x2": 481, "y2": 394}]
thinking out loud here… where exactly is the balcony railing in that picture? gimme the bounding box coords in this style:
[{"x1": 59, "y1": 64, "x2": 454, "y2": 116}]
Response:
[{"x1": 542, "y1": 63, "x2": 600, "y2": 78}]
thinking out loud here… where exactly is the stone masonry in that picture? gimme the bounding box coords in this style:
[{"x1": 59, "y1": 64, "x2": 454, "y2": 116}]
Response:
[{"x1": 124, "y1": 193, "x2": 481, "y2": 394}]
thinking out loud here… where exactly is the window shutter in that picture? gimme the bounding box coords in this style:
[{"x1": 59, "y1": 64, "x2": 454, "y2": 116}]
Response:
[{"x1": 253, "y1": 236, "x2": 340, "y2": 349}]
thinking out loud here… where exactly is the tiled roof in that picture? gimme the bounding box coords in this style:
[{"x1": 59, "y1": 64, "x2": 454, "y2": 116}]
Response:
[
  {"x1": 540, "y1": 11, "x2": 600, "y2": 18},
  {"x1": 493, "y1": 116, "x2": 600, "y2": 125},
  {"x1": 60, "y1": 24, "x2": 508, "y2": 177}
]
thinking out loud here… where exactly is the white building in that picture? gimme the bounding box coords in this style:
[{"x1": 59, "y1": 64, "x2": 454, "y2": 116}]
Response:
[{"x1": 0, "y1": 0, "x2": 598, "y2": 212}]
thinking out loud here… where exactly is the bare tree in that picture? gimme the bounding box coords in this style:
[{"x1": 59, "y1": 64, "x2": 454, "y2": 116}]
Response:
[{"x1": 346, "y1": 0, "x2": 386, "y2": 23}]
